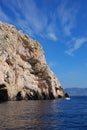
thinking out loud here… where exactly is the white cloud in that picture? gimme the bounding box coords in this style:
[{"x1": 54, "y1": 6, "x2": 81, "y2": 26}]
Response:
[
  {"x1": 65, "y1": 37, "x2": 87, "y2": 55},
  {"x1": 0, "y1": 0, "x2": 48, "y2": 37},
  {"x1": 47, "y1": 33, "x2": 58, "y2": 41},
  {"x1": 0, "y1": 0, "x2": 82, "y2": 49},
  {"x1": 48, "y1": 62, "x2": 57, "y2": 69},
  {"x1": 74, "y1": 38, "x2": 87, "y2": 49},
  {"x1": 47, "y1": 20, "x2": 58, "y2": 41},
  {"x1": 0, "y1": 8, "x2": 9, "y2": 22},
  {"x1": 65, "y1": 48, "x2": 74, "y2": 56},
  {"x1": 0, "y1": 0, "x2": 60, "y2": 41},
  {"x1": 21, "y1": 0, "x2": 48, "y2": 33},
  {"x1": 57, "y1": 0, "x2": 79, "y2": 36}
]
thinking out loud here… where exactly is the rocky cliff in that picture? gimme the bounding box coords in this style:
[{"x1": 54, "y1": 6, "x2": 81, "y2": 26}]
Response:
[{"x1": 0, "y1": 22, "x2": 65, "y2": 101}]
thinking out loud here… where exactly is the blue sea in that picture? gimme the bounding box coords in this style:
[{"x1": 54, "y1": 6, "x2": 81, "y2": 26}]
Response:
[{"x1": 0, "y1": 96, "x2": 87, "y2": 130}]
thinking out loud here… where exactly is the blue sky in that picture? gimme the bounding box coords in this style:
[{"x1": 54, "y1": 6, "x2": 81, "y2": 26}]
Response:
[{"x1": 0, "y1": 0, "x2": 87, "y2": 88}]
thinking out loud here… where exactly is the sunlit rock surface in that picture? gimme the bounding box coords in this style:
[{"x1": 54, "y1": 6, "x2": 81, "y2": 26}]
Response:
[{"x1": 0, "y1": 22, "x2": 65, "y2": 101}]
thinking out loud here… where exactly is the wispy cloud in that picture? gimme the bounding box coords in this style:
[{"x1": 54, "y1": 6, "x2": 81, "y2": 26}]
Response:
[
  {"x1": 46, "y1": 19, "x2": 59, "y2": 41},
  {"x1": 47, "y1": 33, "x2": 58, "y2": 41},
  {"x1": 0, "y1": 0, "x2": 45, "y2": 36},
  {"x1": 65, "y1": 37, "x2": 87, "y2": 55},
  {"x1": 0, "y1": 7, "x2": 9, "y2": 22},
  {"x1": 0, "y1": 0, "x2": 60, "y2": 41},
  {"x1": 48, "y1": 62, "x2": 57, "y2": 69},
  {"x1": 57, "y1": 0, "x2": 79, "y2": 36},
  {"x1": 21, "y1": 0, "x2": 48, "y2": 33},
  {"x1": 0, "y1": 0, "x2": 84, "y2": 54}
]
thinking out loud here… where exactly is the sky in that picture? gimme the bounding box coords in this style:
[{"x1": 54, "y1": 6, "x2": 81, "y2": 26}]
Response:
[{"x1": 0, "y1": 0, "x2": 87, "y2": 88}]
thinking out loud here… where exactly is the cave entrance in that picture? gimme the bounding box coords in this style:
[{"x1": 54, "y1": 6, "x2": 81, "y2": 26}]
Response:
[{"x1": 0, "y1": 84, "x2": 8, "y2": 102}]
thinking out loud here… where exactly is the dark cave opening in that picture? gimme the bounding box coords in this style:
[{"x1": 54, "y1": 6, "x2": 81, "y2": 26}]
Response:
[
  {"x1": 0, "y1": 84, "x2": 8, "y2": 102},
  {"x1": 0, "y1": 87, "x2": 8, "y2": 102},
  {"x1": 16, "y1": 92, "x2": 23, "y2": 101},
  {"x1": 0, "y1": 84, "x2": 6, "y2": 89}
]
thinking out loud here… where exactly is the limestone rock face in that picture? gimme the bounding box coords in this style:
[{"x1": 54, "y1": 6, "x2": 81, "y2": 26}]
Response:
[{"x1": 0, "y1": 22, "x2": 65, "y2": 101}]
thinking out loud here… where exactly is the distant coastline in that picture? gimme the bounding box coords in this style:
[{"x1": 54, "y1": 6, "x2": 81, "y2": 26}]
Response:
[{"x1": 64, "y1": 88, "x2": 87, "y2": 96}]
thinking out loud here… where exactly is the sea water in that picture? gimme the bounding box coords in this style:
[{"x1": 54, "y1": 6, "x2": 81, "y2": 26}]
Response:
[{"x1": 0, "y1": 96, "x2": 87, "y2": 130}]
